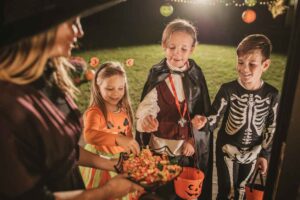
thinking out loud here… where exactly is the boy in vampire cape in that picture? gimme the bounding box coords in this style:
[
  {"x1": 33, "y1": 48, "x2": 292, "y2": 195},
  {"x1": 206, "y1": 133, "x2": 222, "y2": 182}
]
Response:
[{"x1": 136, "y1": 57, "x2": 213, "y2": 200}]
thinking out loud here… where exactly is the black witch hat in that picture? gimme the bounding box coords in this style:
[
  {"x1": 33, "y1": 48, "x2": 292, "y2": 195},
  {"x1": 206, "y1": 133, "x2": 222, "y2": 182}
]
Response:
[{"x1": 0, "y1": 0, "x2": 125, "y2": 47}]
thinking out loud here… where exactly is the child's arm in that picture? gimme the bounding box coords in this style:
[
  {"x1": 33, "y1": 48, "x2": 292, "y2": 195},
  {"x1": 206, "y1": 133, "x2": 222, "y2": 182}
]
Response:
[
  {"x1": 139, "y1": 115, "x2": 159, "y2": 132},
  {"x1": 182, "y1": 139, "x2": 195, "y2": 156},
  {"x1": 255, "y1": 157, "x2": 268, "y2": 175},
  {"x1": 257, "y1": 93, "x2": 280, "y2": 173},
  {"x1": 191, "y1": 115, "x2": 207, "y2": 130},
  {"x1": 84, "y1": 107, "x2": 140, "y2": 154},
  {"x1": 84, "y1": 107, "x2": 118, "y2": 146},
  {"x1": 207, "y1": 85, "x2": 229, "y2": 132},
  {"x1": 136, "y1": 88, "x2": 160, "y2": 133}
]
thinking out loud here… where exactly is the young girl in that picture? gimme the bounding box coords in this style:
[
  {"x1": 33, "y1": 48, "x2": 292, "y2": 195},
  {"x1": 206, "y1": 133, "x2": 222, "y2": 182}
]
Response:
[
  {"x1": 80, "y1": 61, "x2": 140, "y2": 196},
  {"x1": 135, "y1": 19, "x2": 212, "y2": 200}
]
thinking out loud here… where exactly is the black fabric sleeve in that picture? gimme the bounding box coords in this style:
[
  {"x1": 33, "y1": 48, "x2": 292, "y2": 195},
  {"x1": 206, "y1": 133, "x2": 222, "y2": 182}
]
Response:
[{"x1": 259, "y1": 92, "x2": 280, "y2": 159}]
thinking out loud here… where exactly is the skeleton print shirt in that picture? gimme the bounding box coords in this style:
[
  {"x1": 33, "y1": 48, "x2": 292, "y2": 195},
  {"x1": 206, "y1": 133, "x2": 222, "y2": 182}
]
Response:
[{"x1": 208, "y1": 80, "x2": 279, "y2": 160}]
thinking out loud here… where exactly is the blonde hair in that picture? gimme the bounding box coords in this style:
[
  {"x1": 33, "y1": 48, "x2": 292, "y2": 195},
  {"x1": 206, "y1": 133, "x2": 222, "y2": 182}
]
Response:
[
  {"x1": 0, "y1": 28, "x2": 79, "y2": 99},
  {"x1": 49, "y1": 57, "x2": 80, "y2": 99},
  {"x1": 0, "y1": 29, "x2": 56, "y2": 84},
  {"x1": 162, "y1": 19, "x2": 198, "y2": 48},
  {"x1": 89, "y1": 61, "x2": 133, "y2": 125}
]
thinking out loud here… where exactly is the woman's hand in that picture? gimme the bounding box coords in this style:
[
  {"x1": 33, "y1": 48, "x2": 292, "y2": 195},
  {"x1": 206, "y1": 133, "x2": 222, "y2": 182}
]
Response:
[
  {"x1": 116, "y1": 135, "x2": 140, "y2": 155},
  {"x1": 191, "y1": 115, "x2": 207, "y2": 130},
  {"x1": 78, "y1": 147, "x2": 117, "y2": 171},
  {"x1": 255, "y1": 157, "x2": 268, "y2": 175},
  {"x1": 54, "y1": 175, "x2": 144, "y2": 200},
  {"x1": 182, "y1": 141, "x2": 195, "y2": 156},
  {"x1": 141, "y1": 115, "x2": 159, "y2": 133},
  {"x1": 104, "y1": 175, "x2": 144, "y2": 199}
]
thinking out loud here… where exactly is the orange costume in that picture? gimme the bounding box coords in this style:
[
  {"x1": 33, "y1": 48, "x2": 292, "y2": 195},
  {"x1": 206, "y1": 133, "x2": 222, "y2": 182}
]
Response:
[{"x1": 80, "y1": 106, "x2": 133, "y2": 196}]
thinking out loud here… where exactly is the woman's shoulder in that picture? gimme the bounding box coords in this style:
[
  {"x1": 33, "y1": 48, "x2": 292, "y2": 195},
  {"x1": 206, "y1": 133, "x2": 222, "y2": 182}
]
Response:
[
  {"x1": 0, "y1": 81, "x2": 40, "y2": 106},
  {"x1": 0, "y1": 82, "x2": 28, "y2": 120},
  {"x1": 0, "y1": 80, "x2": 25, "y2": 93}
]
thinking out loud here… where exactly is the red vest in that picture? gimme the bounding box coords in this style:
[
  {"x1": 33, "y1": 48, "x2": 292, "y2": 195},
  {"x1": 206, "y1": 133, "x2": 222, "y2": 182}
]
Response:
[{"x1": 154, "y1": 81, "x2": 190, "y2": 140}]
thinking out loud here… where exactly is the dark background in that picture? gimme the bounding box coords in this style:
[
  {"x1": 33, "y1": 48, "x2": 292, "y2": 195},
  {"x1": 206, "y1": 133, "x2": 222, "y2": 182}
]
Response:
[{"x1": 80, "y1": 0, "x2": 293, "y2": 53}]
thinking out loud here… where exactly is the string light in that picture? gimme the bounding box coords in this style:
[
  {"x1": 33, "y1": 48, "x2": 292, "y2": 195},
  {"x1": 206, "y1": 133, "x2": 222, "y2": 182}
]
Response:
[
  {"x1": 169, "y1": 0, "x2": 276, "y2": 7},
  {"x1": 166, "y1": 0, "x2": 286, "y2": 18}
]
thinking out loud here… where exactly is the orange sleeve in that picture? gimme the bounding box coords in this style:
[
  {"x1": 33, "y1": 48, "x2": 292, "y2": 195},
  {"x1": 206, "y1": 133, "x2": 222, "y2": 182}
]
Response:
[{"x1": 83, "y1": 107, "x2": 118, "y2": 146}]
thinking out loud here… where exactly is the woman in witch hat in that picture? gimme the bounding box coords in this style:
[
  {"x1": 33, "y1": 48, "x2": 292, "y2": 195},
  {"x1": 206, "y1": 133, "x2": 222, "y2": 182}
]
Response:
[{"x1": 0, "y1": 0, "x2": 143, "y2": 199}]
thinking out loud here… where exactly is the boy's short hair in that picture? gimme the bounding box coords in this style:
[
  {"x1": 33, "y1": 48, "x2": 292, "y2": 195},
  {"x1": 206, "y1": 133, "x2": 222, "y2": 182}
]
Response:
[
  {"x1": 161, "y1": 19, "x2": 198, "y2": 48},
  {"x1": 237, "y1": 34, "x2": 272, "y2": 60}
]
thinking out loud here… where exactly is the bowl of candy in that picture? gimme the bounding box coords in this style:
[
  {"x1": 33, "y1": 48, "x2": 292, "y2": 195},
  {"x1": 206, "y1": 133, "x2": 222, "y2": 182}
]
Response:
[{"x1": 115, "y1": 148, "x2": 182, "y2": 191}]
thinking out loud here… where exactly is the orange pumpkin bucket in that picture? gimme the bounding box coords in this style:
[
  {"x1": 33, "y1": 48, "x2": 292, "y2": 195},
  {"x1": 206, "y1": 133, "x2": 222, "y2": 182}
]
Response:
[
  {"x1": 245, "y1": 169, "x2": 265, "y2": 200},
  {"x1": 174, "y1": 167, "x2": 205, "y2": 200}
]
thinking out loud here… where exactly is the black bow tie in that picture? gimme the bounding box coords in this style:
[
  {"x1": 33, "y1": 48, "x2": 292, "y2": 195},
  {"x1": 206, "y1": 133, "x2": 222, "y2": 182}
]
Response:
[{"x1": 170, "y1": 70, "x2": 185, "y2": 77}]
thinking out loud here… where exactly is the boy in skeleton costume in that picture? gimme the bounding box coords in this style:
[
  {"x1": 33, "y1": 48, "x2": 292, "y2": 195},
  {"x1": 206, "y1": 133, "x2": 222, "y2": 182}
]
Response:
[
  {"x1": 201, "y1": 34, "x2": 279, "y2": 200},
  {"x1": 136, "y1": 19, "x2": 212, "y2": 200}
]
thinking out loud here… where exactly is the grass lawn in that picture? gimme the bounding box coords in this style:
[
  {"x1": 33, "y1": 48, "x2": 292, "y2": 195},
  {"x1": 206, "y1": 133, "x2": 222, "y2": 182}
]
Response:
[{"x1": 75, "y1": 44, "x2": 287, "y2": 113}]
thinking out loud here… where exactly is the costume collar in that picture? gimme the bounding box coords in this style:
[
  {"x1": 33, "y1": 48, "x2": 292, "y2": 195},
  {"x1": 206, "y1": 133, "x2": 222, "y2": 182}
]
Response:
[
  {"x1": 237, "y1": 78, "x2": 264, "y2": 90},
  {"x1": 166, "y1": 60, "x2": 189, "y2": 73}
]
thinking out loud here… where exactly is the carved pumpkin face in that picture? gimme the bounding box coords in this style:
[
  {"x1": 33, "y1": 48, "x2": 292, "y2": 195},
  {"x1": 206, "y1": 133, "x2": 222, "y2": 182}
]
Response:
[
  {"x1": 185, "y1": 182, "x2": 203, "y2": 198},
  {"x1": 174, "y1": 167, "x2": 205, "y2": 200}
]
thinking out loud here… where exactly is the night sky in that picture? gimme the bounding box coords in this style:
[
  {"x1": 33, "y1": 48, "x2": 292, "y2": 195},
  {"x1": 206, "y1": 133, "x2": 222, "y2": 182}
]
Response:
[{"x1": 80, "y1": 0, "x2": 291, "y2": 52}]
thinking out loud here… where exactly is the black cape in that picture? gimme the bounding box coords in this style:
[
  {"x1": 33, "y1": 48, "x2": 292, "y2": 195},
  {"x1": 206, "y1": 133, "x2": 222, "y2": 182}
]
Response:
[{"x1": 136, "y1": 58, "x2": 213, "y2": 199}]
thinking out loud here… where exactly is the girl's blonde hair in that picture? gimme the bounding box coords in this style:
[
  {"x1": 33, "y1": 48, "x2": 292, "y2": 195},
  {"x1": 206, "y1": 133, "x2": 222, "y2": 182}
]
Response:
[
  {"x1": 89, "y1": 61, "x2": 134, "y2": 125},
  {"x1": 161, "y1": 19, "x2": 198, "y2": 48},
  {"x1": 0, "y1": 28, "x2": 79, "y2": 99}
]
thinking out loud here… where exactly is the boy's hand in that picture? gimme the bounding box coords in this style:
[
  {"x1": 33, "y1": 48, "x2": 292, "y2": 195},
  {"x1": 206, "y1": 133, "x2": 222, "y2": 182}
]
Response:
[
  {"x1": 116, "y1": 135, "x2": 140, "y2": 155},
  {"x1": 141, "y1": 115, "x2": 159, "y2": 133},
  {"x1": 191, "y1": 115, "x2": 207, "y2": 130},
  {"x1": 182, "y1": 141, "x2": 195, "y2": 156},
  {"x1": 255, "y1": 157, "x2": 268, "y2": 175}
]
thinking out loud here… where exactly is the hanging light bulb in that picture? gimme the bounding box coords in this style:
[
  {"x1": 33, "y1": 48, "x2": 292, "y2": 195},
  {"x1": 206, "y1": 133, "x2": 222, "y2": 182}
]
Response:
[
  {"x1": 160, "y1": 3, "x2": 174, "y2": 17},
  {"x1": 245, "y1": 0, "x2": 257, "y2": 7},
  {"x1": 242, "y1": 9, "x2": 256, "y2": 23}
]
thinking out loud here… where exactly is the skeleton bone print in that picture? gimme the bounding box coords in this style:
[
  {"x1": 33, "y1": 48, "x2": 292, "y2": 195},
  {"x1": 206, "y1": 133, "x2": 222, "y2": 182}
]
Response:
[
  {"x1": 210, "y1": 81, "x2": 280, "y2": 200},
  {"x1": 208, "y1": 81, "x2": 279, "y2": 156},
  {"x1": 225, "y1": 93, "x2": 271, "y2": 145}
]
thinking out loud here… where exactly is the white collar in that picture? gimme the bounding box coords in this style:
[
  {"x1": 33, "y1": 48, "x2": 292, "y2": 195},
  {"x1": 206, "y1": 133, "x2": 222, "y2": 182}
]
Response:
[{"x1": 166, "y1": 60, "x2": 188, "y2": 72}]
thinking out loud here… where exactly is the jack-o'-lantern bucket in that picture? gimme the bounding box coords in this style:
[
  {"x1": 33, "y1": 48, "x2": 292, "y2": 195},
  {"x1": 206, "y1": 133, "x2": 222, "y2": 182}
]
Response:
[
  {"x1": 245, "y1": 169, "x2": 265, "y2": 200},
  {"x1": 174, "y1": 167, "x2": 205, "y2": 200}
]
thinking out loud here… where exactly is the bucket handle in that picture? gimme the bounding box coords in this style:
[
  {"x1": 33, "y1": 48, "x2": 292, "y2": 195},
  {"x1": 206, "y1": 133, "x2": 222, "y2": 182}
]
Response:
[
  {"x1": 150, "y1": 145, "x2": 176, "y2": 157},
  {"x1": 248, "y1": 169, "x2": 264, "y2": 192}
]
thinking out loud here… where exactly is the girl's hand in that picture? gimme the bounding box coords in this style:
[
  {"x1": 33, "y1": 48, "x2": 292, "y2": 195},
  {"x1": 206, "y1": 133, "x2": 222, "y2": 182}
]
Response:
[
  {"x1": 191, "y1": 115, "x2": 207, "y2": 130},
  {"x1": 116, "y1": 135, "x2": 140, "y2": 155},
  {"x1": 182, "y1": 141, "x2": 195, "y2": 156},
  {"x1": 141, "y1": 115, "x2": 159, "y2": 133},
  {"x1": 255, "y1": 157, "x2": 268, "y2": 175}
]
